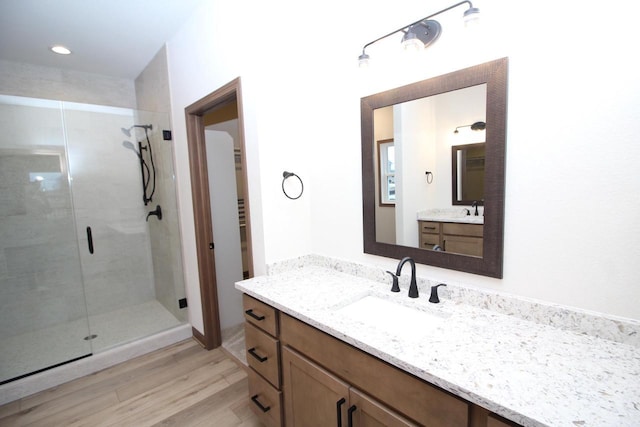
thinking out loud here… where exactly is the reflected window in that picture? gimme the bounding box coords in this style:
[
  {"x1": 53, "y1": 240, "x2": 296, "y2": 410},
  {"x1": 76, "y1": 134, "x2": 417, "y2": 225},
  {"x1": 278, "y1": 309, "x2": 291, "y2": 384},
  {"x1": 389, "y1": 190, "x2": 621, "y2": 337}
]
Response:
[{"x1": 378, "y1": 139, "x2": 395, "y2": 205}]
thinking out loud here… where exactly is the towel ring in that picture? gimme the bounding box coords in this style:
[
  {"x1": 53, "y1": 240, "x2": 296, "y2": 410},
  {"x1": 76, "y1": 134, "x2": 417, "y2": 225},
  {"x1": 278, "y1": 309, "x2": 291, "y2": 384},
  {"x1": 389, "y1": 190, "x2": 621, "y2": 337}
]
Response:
[
  {"x1": 282, "y1": 171, "x2": 303, "y2": 200},
  {"x1": 425, "y1": 171, "x2": 433, "y2": 184}
]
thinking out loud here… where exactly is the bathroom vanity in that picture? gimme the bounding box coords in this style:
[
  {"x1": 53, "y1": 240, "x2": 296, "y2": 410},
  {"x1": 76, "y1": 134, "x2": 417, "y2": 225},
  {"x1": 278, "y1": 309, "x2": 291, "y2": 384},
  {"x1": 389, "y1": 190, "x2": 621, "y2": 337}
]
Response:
[
  {"x1": 236, "y1": 258, "x2": 640, "y2": 427},
  {"x1": 243, "y1": 294, "x2": 508, "y2": 427},
  {"x1": 418, "y1": 220, "x2": 483, "y2": 257}
]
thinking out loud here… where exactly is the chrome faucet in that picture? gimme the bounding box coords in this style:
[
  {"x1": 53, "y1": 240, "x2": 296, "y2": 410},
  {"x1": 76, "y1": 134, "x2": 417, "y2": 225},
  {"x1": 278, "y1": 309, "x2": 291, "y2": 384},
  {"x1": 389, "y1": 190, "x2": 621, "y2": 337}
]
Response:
[{"x1": 395, "y1": 257, "x2": 418, "y2": 298}]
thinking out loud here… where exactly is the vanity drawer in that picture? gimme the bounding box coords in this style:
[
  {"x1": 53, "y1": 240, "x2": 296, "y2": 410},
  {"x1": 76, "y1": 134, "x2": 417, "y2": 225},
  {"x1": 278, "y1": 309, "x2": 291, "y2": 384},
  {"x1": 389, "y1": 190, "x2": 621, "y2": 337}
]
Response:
[
  {"x1": 419, "y1": 221, "x2": 441, "y2": 234},
  {"x1": 442, "y1": 222, "x2": 483, "y2": 237},
  {"x1": 248, "y1": 368, "x2": 282, "y2": 427},
  {"x1": 420, "y1": 233, "x2": 440, "y2": 249},
  {"x1": 245, "y1": 322, "x2": 281, "y2": 388},
  {"x1": 243, "y1": 294, "x2": 278, "y2": 337}
]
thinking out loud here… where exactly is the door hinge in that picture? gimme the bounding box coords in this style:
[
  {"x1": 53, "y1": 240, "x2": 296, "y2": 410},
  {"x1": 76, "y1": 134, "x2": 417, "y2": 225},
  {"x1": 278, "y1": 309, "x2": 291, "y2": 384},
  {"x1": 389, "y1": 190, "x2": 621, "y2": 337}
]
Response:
[{"x1": 209, "y1": 242, "x2": 214, "y2": 250}]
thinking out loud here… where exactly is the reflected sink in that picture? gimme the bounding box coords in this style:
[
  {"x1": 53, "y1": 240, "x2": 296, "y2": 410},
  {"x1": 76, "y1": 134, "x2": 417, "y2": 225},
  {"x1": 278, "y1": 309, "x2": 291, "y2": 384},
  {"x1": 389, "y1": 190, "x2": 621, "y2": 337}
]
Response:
[{"x1": 335, "y1": 295, "x2": 448, "y2": 339}]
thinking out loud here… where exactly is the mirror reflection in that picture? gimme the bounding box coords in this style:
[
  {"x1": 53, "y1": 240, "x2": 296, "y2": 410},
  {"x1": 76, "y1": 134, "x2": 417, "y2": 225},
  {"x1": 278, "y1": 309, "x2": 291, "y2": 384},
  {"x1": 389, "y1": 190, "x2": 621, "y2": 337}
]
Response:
[
  {"x1": 373, "y1": 84, "x2": 486, "y2": 254},
  {"x1": 361, "y1": 58, "x2": 508, "y2": 278},
  {"x1": 452, "y1": 142, "x2": 485, "y2": 205}
]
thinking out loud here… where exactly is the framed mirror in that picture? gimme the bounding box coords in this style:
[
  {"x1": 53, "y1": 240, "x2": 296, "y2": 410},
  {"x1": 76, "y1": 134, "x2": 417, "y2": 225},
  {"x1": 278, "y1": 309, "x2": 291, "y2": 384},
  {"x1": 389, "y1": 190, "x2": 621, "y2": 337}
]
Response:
[
  {"x1": 452, "y1": 142, "x2": 485, "y2": 205},
  {"x1": 361, "y1": 58, "x2": 508, "y2": 278}
]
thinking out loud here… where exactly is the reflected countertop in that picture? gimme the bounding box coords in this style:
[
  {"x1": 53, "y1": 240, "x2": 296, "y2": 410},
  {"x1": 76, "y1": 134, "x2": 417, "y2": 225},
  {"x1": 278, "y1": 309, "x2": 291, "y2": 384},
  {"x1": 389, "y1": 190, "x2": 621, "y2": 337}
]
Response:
[
  {"x1": 236, "y1": 260, "x2": 640, "y2": 427},
  {"x1": 417, "y1": 208, "x2": 484, "y2": 224}
]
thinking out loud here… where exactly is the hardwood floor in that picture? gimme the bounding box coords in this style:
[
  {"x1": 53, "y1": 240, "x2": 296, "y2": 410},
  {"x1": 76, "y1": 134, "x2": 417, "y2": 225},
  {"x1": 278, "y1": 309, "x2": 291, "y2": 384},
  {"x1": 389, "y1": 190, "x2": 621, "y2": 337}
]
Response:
[{"x1": 0, "y1": 339, "x2": 264, "y2": 427}]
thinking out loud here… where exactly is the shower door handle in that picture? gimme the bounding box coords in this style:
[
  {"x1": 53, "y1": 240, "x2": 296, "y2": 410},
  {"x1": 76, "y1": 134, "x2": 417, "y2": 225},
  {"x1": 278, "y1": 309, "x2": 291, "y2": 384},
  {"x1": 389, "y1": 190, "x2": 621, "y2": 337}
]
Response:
[{"x1": 86, "y1": 226, "x2": 94, "y2": 254}]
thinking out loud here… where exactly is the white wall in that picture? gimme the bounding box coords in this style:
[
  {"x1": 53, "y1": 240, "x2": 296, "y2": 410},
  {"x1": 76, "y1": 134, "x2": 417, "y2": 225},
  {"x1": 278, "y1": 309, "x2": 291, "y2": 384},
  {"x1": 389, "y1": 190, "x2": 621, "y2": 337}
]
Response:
[{"x1": 167, "y1": 0, "x2": 640, "y2": 330}]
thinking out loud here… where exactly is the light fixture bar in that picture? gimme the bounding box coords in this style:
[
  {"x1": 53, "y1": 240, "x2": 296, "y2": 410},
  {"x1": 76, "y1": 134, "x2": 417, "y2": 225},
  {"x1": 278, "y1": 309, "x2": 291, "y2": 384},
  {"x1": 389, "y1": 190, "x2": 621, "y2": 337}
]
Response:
[{"x1": 359, "y1": 0, "x2": 477, "y2": 63}]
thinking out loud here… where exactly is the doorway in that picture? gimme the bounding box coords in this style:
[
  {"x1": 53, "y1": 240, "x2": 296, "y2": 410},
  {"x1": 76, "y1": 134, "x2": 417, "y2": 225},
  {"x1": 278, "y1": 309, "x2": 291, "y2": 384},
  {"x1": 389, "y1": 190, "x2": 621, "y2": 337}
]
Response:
[{"x1": 185, "y1": 78, "x2": 253, "y2": 350}]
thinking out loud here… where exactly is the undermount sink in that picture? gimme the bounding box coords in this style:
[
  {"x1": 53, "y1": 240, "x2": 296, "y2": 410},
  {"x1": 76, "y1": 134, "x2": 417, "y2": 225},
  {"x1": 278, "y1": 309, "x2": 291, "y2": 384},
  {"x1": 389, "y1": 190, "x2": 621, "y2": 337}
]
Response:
[{"x1": 335, "y1": 295, "x2": 448, "y2": 339}]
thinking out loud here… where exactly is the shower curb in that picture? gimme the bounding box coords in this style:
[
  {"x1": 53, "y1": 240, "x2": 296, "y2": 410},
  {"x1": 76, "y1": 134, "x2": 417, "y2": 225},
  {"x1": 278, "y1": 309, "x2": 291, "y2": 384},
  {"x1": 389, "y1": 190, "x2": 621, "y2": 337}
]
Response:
[{"x1": 0, "y1": 324, "x2": 192, "y2": 406}]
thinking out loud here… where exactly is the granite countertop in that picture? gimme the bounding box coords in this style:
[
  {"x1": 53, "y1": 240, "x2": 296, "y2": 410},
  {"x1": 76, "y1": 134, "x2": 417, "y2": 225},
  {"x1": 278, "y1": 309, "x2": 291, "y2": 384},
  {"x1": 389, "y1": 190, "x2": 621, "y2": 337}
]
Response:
[
  {"x1": 236, "y1": 264, "x2": 640, "y2": 427},
  {"x1": 417, "y1": 208, "x2": 484, "y2": 224}
]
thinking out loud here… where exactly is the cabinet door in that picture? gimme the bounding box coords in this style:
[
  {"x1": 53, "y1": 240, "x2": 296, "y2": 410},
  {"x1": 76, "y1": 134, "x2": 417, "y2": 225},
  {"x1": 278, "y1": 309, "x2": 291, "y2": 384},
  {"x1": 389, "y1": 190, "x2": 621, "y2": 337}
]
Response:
[
  {"x1": 349, "y1": 388, "x2": 418, "y2": 427},
  {"x1": 282, "y1": 346, "x2": 349, "y2": 427},
  {"x1": 443, "y1": 234, "x2": 483, "y2": 257}
]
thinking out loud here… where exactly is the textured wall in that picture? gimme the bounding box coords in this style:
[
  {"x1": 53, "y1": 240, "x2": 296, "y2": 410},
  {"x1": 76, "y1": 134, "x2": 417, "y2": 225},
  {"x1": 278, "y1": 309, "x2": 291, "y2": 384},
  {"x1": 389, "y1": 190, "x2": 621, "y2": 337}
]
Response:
[
  {"x1": 134, "y1": 47, "x2": 187, "y2": 321},
  {"x1": 0, "y1": 59, "x2": 136, "y2": 107}
]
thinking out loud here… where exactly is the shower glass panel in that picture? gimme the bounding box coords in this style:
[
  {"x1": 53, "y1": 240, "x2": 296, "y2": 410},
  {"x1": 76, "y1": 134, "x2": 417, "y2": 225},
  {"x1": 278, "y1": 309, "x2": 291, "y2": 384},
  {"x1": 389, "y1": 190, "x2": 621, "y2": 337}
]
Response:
[
  {"x1": 0, "y1": 95, "x2": 187, "y2": 384},
  {"x1": 63, "y1": 103, "x2": 186, "y2": 353},
  {"x1": 0, "y1": 96, "x2": 92, "y2": 384}
]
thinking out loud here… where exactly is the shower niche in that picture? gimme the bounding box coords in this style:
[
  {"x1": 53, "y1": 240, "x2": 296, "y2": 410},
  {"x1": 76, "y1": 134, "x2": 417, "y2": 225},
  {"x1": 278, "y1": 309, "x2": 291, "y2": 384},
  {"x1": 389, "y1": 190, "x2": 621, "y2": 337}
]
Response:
[{"x1": 0, "y1": 94, "x2": 187, "y2": 385}]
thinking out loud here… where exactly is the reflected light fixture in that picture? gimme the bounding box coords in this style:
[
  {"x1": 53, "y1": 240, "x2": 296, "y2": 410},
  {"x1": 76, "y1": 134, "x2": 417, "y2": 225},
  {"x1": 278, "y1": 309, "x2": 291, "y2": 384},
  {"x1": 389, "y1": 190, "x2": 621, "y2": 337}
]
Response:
[
  {"x1": 454, "y1": 121, "x2": 486, "y2": 133},
  {"x1": 50, "y1": 45, "x2": 72, "y2": 55},
  {"x1": 358, "y1": 0, "x2": 480, "y2": 67}
]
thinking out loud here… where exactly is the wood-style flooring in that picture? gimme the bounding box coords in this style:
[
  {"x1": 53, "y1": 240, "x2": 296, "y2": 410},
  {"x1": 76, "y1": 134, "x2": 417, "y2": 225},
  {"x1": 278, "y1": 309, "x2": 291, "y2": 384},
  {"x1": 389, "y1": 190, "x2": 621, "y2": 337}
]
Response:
[{"x1": 0, "y1": 339, "x2": 264, "y2": 427}]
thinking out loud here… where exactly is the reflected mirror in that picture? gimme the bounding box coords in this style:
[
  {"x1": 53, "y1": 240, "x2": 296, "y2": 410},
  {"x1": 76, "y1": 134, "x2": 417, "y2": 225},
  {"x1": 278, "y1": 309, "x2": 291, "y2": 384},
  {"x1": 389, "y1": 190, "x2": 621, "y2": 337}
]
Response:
[
  {"x1": 361, "y1": 58, "x2": 508, "y2": 278},
  {"x1": 452, "y1": 142, "x2": 485, "y2": 205}
]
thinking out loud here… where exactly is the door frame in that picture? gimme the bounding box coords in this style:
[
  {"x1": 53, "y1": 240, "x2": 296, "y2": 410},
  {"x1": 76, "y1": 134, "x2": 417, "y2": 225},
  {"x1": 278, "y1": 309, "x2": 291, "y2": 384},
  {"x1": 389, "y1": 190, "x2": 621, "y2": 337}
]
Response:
[{"x1": 185, "y1": 77, "x2": 254, "y2": 349}]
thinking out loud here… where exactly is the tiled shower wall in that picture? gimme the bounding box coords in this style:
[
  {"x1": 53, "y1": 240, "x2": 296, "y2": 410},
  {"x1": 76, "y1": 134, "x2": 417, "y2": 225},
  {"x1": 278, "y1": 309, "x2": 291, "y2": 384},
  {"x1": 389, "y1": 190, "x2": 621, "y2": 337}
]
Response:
[{"x1": 135, "y1": 47, "x2": 187, "y2": 321}]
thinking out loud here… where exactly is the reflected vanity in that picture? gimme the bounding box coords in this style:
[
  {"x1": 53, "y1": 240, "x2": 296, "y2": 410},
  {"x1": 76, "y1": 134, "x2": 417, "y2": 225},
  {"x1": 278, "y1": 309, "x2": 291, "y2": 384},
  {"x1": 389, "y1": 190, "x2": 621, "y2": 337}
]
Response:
[{"x1": 361, "y1": 58, "x2": 508, "y2": 278}]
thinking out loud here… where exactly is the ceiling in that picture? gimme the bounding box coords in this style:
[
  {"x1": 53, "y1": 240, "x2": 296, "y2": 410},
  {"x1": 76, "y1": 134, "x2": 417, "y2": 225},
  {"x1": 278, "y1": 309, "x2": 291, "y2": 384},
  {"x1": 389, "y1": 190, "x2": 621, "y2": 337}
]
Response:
[{"x1": 0, "y1": 0, "x2": 204, "y2": 80}]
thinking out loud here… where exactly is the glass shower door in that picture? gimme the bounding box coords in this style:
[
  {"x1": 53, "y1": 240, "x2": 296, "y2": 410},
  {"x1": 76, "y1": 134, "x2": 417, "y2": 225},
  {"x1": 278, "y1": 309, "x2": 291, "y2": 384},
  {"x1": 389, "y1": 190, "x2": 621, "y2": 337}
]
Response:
[{"x1": 0, "y1": 95, "x2": 92, "y2": 384}]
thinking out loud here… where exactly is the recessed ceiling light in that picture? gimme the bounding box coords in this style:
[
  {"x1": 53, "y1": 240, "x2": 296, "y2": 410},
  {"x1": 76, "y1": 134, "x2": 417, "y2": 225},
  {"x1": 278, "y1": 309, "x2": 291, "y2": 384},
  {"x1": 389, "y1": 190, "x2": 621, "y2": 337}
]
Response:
[{"x1": 50, "y1": 45, "x2": 72, "y2": 55}]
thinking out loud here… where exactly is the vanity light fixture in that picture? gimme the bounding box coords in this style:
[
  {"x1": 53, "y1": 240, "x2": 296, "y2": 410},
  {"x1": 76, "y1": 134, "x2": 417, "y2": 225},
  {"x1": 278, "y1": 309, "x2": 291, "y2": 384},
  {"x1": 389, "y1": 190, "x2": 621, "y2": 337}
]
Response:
[
  {"x1": 453, "y1": 121, "x2": 486, "y2": 134},
  {"x1": 50, "y1": 45, "x2": 72, "y2": 55},
  {"x1": 358, "y1": 0, "x2": 479, "y2": 67}
]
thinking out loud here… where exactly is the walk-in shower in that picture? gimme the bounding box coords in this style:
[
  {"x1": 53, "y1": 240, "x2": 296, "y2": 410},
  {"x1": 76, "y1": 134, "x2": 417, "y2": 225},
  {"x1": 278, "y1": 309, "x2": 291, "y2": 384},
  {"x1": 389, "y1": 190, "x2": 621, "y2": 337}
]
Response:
[{"x1": 0, "y1": 94, "x2": 188, "y2": 389}]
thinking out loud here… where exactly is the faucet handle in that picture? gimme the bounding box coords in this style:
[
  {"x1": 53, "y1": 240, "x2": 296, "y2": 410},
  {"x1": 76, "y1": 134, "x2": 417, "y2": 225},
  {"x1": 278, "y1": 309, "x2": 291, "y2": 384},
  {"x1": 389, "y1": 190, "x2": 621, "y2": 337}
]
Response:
[
  {"x1": 429, "y1": 283, "x2": 447, "y2": 303},
  {"x1": 385, "y1": 271, "x2": 400, "y2": 293}
]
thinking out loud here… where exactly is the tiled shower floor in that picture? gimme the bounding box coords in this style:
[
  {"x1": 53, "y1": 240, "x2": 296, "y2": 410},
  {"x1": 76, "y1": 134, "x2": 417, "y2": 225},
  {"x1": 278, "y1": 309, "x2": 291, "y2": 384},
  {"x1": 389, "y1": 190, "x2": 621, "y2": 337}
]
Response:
[{"x1": 0, "y1": 300, "x2": 182, "y2": 384}]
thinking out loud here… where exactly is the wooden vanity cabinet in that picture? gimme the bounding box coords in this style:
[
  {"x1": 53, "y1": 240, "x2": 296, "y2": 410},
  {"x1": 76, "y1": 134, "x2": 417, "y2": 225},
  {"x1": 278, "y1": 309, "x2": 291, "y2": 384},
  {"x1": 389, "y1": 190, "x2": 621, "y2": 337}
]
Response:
[
  {"x1": 442, "y1": 223, "x2": 483, "y2": 258},
  {"x1": 282, "y1": 346, "x2": 416, "y2": 427},
  {"x1": 243, "y1": 294, "x2": 283, "y2": 426},
  {"x1": 244, "y1": 295, "x2": 521, "y2": 427},
  {"x1": 418, "y1": 220, "x2": 483, "y2": 257},
  {"x1": 281, "y1": 313, "x2": 468, "y2": 427}
]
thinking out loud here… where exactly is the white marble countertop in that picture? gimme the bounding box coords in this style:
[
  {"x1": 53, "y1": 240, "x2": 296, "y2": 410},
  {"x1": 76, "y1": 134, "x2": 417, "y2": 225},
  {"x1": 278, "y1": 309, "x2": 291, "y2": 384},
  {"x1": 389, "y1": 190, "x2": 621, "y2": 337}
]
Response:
[{"x1": 236, "y1": 265, "x2": 640, "y2": 427}]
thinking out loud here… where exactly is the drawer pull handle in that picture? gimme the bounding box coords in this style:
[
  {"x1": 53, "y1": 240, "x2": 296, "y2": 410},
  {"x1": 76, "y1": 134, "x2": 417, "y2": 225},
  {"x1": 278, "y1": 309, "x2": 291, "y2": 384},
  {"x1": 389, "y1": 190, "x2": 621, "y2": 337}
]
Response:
[
  {"x1": 251, "y1": 394, "x2": 271, "y2": 413},
  {"x1": 245, "y1": 309, "x2": 265, "y2": 321},
  {"x1": 336, "y1": 397, "x2": 346, "y2": 427},
  {"x1": 248, "y1": 347, "x2": 268, "y2": 362},
  {"x1": 347, "y1": 405, "x2": 357, "y2": 427},
  {"x1": 424, "y1": 226, "x2": 436, "y2": 230}
]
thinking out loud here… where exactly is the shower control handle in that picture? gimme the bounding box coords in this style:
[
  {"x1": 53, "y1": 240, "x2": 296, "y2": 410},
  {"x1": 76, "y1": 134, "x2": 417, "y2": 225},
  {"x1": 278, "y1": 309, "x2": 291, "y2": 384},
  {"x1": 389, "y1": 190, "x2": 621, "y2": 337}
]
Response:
[{"x1": 86, "y1": 226, "x2": 94, "y2": 254}]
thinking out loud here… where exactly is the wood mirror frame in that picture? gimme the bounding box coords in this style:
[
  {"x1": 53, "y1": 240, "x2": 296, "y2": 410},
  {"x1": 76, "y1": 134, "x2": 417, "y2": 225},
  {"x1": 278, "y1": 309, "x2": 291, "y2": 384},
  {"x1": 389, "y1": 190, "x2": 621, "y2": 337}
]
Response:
[{"x1": 361, "y1": 58, "x2": 508, "y2": 278}]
